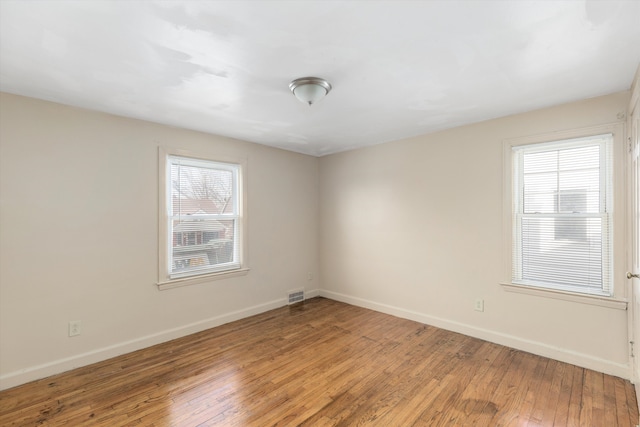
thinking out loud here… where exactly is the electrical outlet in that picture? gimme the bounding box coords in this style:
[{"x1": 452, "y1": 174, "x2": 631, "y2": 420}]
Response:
[
  {"x1": 474, "y1": 299, "x2": 484, "y2": 312},
  {"x1": 69, "y1": 320, "x2": 81, "y2": 337},
  {"x1": 307, "y1": 272, "x2": 313, "y2": 281}
]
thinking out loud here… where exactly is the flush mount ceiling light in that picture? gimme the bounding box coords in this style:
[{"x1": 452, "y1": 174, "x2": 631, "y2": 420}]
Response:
[{"x1": 289, "y1": 77, "x2": 332, "y2": 106}]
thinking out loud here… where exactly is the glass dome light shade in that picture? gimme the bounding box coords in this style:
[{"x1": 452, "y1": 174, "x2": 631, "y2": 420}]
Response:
[{"x1": 289, "y1": 77, "x2": 332, "y2": 106}]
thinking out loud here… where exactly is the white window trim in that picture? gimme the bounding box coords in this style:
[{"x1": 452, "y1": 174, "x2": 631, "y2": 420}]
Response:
[
  {"x1": 157, "y1": 147, "x2": 249, "y2": 290},
  {"x1": 501, "y1": 123, "x2": 627, "y2": 309}
]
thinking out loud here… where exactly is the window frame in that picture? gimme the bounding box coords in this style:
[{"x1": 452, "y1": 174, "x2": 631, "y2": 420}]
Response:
[
  {"x1": 158, "y1": 147, "x2": 249, "y2": 290},
  {"x1": 501, "y1": 123, "x2": 627, "y2": 308}
]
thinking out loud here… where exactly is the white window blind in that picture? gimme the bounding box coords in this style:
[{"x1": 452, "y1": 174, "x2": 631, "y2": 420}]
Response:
[
  {"x1": 512, "y1": 134, "x2": 613, "y2": 296},
  {"x1": 167, "y1": 156, "x2": 241, "y2": 279}
]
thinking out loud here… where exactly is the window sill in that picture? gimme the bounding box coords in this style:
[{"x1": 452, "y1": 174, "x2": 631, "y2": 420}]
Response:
[
  {"x1": 157, "y1": 268, "x2": 250, "y2": 291},
  {"x1": 500, "y1": 282, "x2": 627, "y2": 310}
]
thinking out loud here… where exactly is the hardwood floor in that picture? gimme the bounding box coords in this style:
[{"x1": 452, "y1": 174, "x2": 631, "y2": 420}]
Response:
[{"x1": 0, "y1": 297, "x2": 637, "y2": 426}]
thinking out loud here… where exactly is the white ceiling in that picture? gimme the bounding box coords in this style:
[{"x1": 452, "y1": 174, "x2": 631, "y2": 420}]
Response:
[{"x1": 1, "y1": 1, "x2": 639, "y2": 156}]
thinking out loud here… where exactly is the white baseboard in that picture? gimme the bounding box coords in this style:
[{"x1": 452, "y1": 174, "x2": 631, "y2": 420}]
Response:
[
  {"x1": 320, "y1": 289, "x2": 631, "y2": 380},
  {"x1": 0, "y1": 292, "x2": 321, "y2": 391},
  {"x1": 305, "y1": 288, "x2": 320, "y2": 299},
  {"x1": 1, "y1": 287, "x2": 625, "y2": 391}
]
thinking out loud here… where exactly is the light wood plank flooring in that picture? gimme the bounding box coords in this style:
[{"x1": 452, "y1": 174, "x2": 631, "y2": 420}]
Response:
[{"x1": 0, "y1": 297, "x2": 637, "y2": 426}]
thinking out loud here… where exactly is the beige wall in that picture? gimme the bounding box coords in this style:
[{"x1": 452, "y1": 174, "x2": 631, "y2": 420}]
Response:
[
  {"x1": 0, "y1": 93, "x2": 319, "y2": 389},
  {"x1": 319, "y1": 91, "x2": 631, "y2": 378},
  {"x1": 0, "y1": 90, "x2": 634, "y2": 389}
]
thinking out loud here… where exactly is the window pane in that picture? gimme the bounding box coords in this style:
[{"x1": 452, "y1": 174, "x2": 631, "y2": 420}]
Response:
[
  {"x1": 172, "y1": 219, "x2": 236, "y2": 274},
  {"x1": 523, "y1": 144, "x2": 601, "y2": 214},
  {"x1": 520, "y1": 216, "x2": 603, "y2": 290},
  {"x1": 559, "y1": 169, "x2": 599, "y2": 192},
  {"x1": 171, "y1": 164, "x2": 234, "y2": 215},
  {"x1": 523, "y1": 151, "x2": 557, "y2": 174},
  {"x1": 523, "y1": 171, "x2": 557, "y2": 213},
  {"x1": 558, "y1": 145, "x2": 599, "y2": 170}
]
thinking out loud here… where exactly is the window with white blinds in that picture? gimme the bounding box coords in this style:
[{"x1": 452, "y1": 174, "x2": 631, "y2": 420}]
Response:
[
  {"x1": 166, "y1": 155, "x2": 242, "y2": 279},
  {"x1": 511, "y1": 134, "x2": 613, "y2": 296}
]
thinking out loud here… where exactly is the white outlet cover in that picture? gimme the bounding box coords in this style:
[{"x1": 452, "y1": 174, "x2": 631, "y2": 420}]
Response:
[{"x1": 69, "y1": 321, "x2": 81, "y2": 337}]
